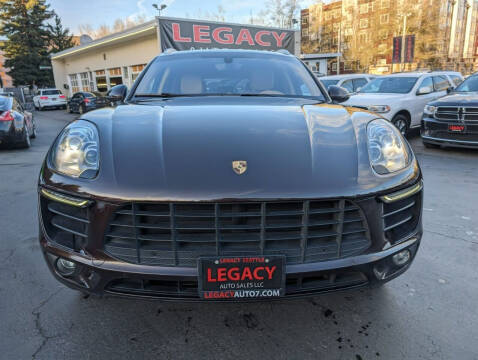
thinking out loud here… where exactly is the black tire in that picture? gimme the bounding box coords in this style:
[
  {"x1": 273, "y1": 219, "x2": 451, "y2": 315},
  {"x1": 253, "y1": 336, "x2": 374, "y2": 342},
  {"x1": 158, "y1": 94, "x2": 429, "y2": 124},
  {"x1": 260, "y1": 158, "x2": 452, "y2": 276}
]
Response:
[
  {"x1": 423, "y1": 141, "x2": 439, "y2": 149},
  {"x1": 30, "y1": 118, "x2": 37, "y2": 139},
  {"x1": 19, "y1": 124, "x2": 31, "y2": 148},
  {"x1": 392, "y1": 114, "x2": 409, "y2": 137}
]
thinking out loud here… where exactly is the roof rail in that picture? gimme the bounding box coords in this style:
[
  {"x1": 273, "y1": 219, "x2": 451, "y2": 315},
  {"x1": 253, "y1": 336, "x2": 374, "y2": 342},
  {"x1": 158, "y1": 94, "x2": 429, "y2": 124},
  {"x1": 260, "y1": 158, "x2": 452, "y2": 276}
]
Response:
[
  {"x1": 276, "y1": 49, "x2": 291, "y2": 55},
  {"x1": 161, "y1": 48, "x2": 177, "y2": 55}
]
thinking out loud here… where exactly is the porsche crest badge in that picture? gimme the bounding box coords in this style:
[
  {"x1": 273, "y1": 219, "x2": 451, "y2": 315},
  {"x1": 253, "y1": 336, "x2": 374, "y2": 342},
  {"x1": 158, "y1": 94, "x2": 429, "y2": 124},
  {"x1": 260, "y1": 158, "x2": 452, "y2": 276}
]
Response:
[{"x1": 232, "y1": 160, "x2": 247, "y2": 175}]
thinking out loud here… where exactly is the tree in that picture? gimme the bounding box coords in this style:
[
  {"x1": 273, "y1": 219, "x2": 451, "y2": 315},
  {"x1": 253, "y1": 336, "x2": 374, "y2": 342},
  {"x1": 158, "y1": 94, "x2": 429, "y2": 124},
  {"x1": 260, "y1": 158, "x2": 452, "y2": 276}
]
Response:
[
  {"x1": 0, "y1": 0, "x2": 54, "y2": 87},
  {"x1": 48, "y1": 13, "x2": 75, "y2": 53},
  {"x1": 77, "y1": 16, "x2": 147, "y2": 39},
  {"x1": 261, "y1": 0, "x2": 300, "y2": 28}
]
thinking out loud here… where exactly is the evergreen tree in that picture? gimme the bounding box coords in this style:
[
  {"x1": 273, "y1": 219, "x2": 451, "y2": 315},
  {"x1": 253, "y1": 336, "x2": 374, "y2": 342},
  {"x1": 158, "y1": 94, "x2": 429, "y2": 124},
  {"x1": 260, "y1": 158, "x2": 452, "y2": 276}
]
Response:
[
  {"x1": 48, "y1": 13, "x2": 74, "y2": 53},
  {"x1": 0, "y1": 0, "x2": 54, "y2": 87}
]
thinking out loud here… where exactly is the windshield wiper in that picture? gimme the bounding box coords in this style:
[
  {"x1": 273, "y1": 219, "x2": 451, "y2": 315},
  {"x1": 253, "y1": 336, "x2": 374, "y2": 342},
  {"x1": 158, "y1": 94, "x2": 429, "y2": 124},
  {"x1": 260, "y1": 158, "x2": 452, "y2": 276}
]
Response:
[{"x1": 134, "y1": 93, "x2": 185, "y2": 98}]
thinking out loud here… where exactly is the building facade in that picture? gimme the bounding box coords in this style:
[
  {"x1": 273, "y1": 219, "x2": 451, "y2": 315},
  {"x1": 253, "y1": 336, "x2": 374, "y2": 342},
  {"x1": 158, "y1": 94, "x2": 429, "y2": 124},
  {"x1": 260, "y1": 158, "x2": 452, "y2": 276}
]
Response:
[{"x1": 301, "y1": 0, "x2": 478, "y2": 74}]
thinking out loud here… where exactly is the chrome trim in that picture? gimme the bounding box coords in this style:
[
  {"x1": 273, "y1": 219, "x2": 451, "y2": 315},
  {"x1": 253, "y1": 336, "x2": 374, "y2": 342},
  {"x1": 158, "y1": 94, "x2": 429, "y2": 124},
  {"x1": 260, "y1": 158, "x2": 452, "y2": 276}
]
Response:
[
  {"x1": 40, "y1": 188, "x2": 90, "y2": 208},
  {"x1": 421, "y1": 135, "x2": 478, "y2": 145},
  {"x1": 380, "y1": 181, "x2": 423, "y2": 204}
]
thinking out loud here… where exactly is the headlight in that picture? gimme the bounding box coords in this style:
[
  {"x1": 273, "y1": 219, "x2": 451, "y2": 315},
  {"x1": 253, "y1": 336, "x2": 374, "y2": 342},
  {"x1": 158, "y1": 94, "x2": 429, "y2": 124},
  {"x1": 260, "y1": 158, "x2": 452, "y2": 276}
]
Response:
[
  {"x1": 368, "y1": 105, "x2": 391, "y2": 113},
  {"x1": 423, "y1": 105, "x2": 436, "y2": 115},
  {"x1": 367, "y1": 119, "x2": 410, "y2": 175},
  {"x1": 50, "y1": 120, "x2": 99, "y2": 178}
]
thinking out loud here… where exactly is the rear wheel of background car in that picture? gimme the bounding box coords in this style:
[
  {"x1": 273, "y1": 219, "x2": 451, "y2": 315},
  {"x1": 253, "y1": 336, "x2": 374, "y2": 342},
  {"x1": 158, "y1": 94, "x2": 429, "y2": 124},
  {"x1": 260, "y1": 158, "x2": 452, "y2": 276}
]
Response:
[
  {"x1": 66, "y1": 104, "x2": 72, "y2": 113},
  {"x1": 19, "y1": 124, "x2": 31, "y2": 148},
  {"x1": 392, "y1": 114, "x2": 409, "y2": 137}
]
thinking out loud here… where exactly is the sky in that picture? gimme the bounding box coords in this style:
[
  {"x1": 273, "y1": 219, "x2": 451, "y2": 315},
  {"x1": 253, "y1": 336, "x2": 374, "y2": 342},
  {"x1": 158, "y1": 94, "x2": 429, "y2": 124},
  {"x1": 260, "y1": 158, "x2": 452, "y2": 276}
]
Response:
[{"x1": 49, "y1": 0, "x2": 316, "y2": 35}]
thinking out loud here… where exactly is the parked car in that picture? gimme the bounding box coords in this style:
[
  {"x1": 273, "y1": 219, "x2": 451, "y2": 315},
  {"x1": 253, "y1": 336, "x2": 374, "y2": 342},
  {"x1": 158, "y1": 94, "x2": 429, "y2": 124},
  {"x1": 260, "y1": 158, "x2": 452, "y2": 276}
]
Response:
[
  {"x1": 343, "y1": 71, "x2": 463, "y2": 136},
  {"x1": 66, "y1": 91, "x2": 109, "y2": 114},
  {"x1": 422, "y1": 74, "x2": 478, "y2": 149},
  {"x1": 0, "y1": 95, "x2": 36, "y2": 148},
  {"x1": 320, "y1": 74, "x2": 376, "y2": 93},
  {"x1": 38, "y1": 49, "x2": 423, "y2": 301},
  {"x1": 33, "y1": 88, "x2": 67, "y2": 111}
]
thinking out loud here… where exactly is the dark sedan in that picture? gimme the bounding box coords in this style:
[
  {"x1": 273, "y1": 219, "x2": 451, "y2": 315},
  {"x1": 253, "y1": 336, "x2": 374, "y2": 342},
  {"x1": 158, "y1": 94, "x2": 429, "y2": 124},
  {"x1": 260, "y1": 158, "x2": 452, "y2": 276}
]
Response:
[
  {"x1": 422, "y1": 74, "x2": 478, "y2": 148},
  {"x1": 66, "y1": 91, "x2": 108, "y2": 115},
  {"x1": 38, "y1": 50, "x2": 423, "y2": 301},
  {"x1": 0, "y1": 95, "x2": 36, "y2": 148}
]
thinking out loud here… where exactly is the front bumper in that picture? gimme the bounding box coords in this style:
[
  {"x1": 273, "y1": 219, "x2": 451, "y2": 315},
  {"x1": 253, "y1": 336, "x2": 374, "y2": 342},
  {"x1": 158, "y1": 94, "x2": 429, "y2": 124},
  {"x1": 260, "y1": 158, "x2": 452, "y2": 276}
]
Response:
[
  {"x1": 421, "y1": 116, "x2": 478, "y2": 148},
  {"x1": 38, "y1": 181, "x2": 423, "y2": 301}
]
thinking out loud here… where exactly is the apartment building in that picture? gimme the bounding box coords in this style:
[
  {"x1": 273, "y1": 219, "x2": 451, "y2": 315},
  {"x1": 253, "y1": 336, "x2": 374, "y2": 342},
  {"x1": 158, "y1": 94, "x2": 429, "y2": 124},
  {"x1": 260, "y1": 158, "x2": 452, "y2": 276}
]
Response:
[{"x1": 301, "y1": 0, "x2": 478, "y2": 74}]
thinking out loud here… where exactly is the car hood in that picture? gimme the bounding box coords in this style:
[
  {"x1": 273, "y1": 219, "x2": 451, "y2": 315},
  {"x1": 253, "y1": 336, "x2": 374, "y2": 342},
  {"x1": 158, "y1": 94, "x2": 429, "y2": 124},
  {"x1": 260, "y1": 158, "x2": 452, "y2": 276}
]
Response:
[
  {"x1": 343, "y1": 93, "x2": 405, "y2": 108},
  {"x1": 42, "y1": 97, "x2": 419, "y2": 201},
  {"x1": 429, "y1": 92, "x2": 478, "y2": 107}
]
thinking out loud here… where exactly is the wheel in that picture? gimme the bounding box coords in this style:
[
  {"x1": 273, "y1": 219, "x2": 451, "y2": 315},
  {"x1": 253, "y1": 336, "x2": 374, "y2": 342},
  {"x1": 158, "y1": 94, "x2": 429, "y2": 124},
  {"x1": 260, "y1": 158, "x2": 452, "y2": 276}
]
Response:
[
  {"x1": 18, "y1": 124, "x2": 31, "y2": 148},
  {"x1": 423, "y1": 141, "x2": 438, "y2": 149},
  {"x1": 30, "y1": 119, "x2": 37, "y2": 139},
  {"x1": 66, "y1": 104, "x2": 72, "y2": 113},
  {"x1": 79, "y1": 104, "x2": 85, "y2": 115},
  {"x1": 392, "y1": 114, "x2": 409, "y2": 137}
]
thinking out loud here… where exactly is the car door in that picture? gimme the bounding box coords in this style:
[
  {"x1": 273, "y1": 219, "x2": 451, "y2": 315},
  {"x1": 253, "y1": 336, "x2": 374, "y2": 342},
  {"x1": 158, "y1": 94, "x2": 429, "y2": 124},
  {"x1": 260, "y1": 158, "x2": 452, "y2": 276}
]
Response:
[
  {"x1": 411, "y1": 77, "x2": 436, "y2": 127},
  {"x1": 11, "y1": 98, "x2": 28, "y2": 132}
]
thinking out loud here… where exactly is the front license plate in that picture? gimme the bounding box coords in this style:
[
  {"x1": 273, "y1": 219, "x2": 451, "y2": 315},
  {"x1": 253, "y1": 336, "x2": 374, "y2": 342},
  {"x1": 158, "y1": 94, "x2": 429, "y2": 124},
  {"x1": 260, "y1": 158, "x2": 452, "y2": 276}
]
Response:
[
  {"x1": 198, "y1": 256, "x2": 286, "y2": 300},
  {"x1": 449, "y1": 124, "x2": 465, "y2": 132}
]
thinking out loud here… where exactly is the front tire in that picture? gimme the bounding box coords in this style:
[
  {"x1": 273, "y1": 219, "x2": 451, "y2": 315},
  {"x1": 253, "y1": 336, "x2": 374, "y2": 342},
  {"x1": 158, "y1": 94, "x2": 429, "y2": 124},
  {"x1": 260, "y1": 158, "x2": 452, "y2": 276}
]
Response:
[
  {"x1": 392, "y1": 114, "x2": 409, "y2": 137},
  {"x1": 79, "y1": 105, "x2": 85, "y2": 115},
  {"x1": 30, "y1": 119, "x2": 37, "y2": 139}
]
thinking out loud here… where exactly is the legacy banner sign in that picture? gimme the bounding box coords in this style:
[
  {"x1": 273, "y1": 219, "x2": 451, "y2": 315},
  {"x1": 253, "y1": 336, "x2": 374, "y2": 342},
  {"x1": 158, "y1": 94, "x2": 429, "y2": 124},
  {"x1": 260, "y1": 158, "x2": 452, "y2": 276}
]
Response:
[{"x1": 159, "y1": 17, "x2": 296, "y2": 53}]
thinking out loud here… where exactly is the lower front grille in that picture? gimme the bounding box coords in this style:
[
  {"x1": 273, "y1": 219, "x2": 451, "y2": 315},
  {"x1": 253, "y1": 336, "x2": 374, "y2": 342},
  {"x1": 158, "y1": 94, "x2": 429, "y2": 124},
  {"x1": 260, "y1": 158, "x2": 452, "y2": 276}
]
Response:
[
  {"x1": 435, "y1": 106, "x2": 478, "y2": 123},
  {"x1": 104, "y1": 200, "x2": 371, "y2": 267},
  {"x1": 40, "y1": 195, "x2": 89, "y2": 251},
  {"x1": 105, "y1": 271, "x2": 368, "y2": 299}
]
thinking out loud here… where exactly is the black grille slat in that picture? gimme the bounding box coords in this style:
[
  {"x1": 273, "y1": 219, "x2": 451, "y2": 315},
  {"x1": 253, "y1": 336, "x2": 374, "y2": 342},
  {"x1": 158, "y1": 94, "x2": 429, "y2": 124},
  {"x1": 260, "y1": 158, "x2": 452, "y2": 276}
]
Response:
[
  {"x1": 436, "y1": 106, "x2": 478, "y2": 123},
  {"x1": 104, "y1": 200, "x2": 371, "y2": 266}
]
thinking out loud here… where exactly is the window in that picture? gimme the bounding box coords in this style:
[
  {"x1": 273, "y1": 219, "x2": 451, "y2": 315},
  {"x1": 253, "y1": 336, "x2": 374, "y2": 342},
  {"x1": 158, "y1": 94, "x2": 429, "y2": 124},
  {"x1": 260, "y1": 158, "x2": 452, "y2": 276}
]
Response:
[
  {"x1": 131, "y1": 64, "x2": 147, "y2": 81},
  {"x1": 359, "y1": 32, "x2": 368, "y2": 43},
  {"x1": 69, "y1": 74, "x2": 79, "y2": 93},
  {"x1": 381, "y1": 0, "x2": 390, "y2": 9},
  {"x1": 360, "y1": 77, "x2": 419, "y2": 94},
  {"x1": 379, "y1": 29, "x2": 389, "y2": 40},
  {"x1": 360, "y1": 19, "x2": 369, "y2": 29},
  {"x1": 108, "y1": 67, "x2": 121, "y2": 76},
  {"x1": 433, "y1": 76, "x2": 450, "y2": 91},
  {"x1": 450, "y1": 75, "x2": 463, "y2": 86},
  {"x1": 325, "y1": 12, "x2": 331, "y2": 20},
  {"x1": 333, "y1": 23, "x2": 340, "y2": 31},
  {"x1": 41, "y1": 90, "x2": 61, "y2": 95},
  {"x1": 353, "y1": 78, "x2": 368, "y2": 91},
  {"x1": 80, "y1": 72, "x2": 89, "y2": 91},
  {"x1": 134, "y1": 53, "x2": 326, "y2": 99},
  {"x1": 455, "y1": 76, "x2": 478, "y2": 91},
  {"x1": 420, "y1": 77, "x2": 433, "y2": 91},
  {"x1": 95, "y1": 70, "x2": 105, "y2": 76},
  {"x1": 341, "y1": 80, "x2": 354, "y2": 92},
  {"x1": 360, "y1": 4, "x2": 368, "y2": 14},
  {"x1": 380, "y1": 14, "x2": 389, "y2": 24}
]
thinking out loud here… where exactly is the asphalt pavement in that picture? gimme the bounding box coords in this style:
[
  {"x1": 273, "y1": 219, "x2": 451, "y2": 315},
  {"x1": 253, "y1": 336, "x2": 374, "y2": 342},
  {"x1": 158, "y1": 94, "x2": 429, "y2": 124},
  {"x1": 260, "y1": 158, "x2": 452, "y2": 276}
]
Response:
[{"x1": 0, "y1": 110, "x2": 477, "y2": 360}]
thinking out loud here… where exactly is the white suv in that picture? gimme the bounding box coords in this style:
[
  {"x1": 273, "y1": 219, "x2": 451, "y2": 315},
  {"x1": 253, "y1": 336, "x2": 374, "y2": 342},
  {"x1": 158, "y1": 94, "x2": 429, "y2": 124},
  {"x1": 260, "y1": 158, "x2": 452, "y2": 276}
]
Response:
[
  {"x1": 343, "y1": 71, "x2": 463, "y2": 135},
  {"x1": 33, "y1": 88, "x2": 67, "y2": 111}
]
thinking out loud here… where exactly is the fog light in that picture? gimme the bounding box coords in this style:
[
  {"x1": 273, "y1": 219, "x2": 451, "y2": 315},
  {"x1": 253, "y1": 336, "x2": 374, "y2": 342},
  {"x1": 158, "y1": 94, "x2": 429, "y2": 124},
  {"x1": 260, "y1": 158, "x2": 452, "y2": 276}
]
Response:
[
  {"x1": 56, "y1": 258, "x2": 76, "y2": 277},
  {"x1": 392, "y1": 250, "x2": 411, "y2": 266}
]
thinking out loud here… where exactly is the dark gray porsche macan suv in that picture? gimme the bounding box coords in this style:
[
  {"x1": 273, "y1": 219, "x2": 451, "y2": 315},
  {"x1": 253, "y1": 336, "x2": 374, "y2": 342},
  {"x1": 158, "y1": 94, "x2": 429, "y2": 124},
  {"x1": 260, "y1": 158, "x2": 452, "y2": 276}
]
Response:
[{"x1": 38, "y1": 50, "x2": 423, "y2": 301}]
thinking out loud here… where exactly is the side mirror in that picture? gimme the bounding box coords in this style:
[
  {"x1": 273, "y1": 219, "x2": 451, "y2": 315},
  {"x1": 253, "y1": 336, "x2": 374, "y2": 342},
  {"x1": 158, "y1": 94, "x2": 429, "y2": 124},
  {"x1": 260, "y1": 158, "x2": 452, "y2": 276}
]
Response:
[
  {"x1": 417, "y1": 86, "x2": 432, "y2": 95},
  {"x1": 328, "y1": 85, "x2": 350, "y2": 103},
  {"x1": 446, "y1": 86, "x2": 455, "y2": 94},
  {"x1": 108, "y1": 84, "x2": 128, "y2": 103}
]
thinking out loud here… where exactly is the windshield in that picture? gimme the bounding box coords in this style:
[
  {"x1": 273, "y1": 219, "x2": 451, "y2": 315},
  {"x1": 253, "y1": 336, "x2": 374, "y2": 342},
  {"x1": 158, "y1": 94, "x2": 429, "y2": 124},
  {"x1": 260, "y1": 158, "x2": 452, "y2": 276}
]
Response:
[
  {"x1": 133, "y1": 52, "x2": 325, "y2": 99},
  {"x1": 0, "y1": 97, "x2": 12, "y2": 112},
  {"x1": 320, "y1": 79, "x2": 339, "y2": 88},
  {"x1": 454, "y1": 76, "x2": 478, "y2": 92},
  {"x1": 359, "y1": 77, "x2": 418, "y2": 94},
  {"x1": 42, "y1": 90, "x2": 61, "y2": 95}
]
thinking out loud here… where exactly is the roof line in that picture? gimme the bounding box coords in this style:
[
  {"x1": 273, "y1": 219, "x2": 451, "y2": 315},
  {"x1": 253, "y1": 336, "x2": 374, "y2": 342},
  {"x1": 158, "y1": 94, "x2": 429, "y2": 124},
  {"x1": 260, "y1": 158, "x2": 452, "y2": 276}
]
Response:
[{"x1": 51, "y1": 20, "x2": 157, "y2": 60}]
